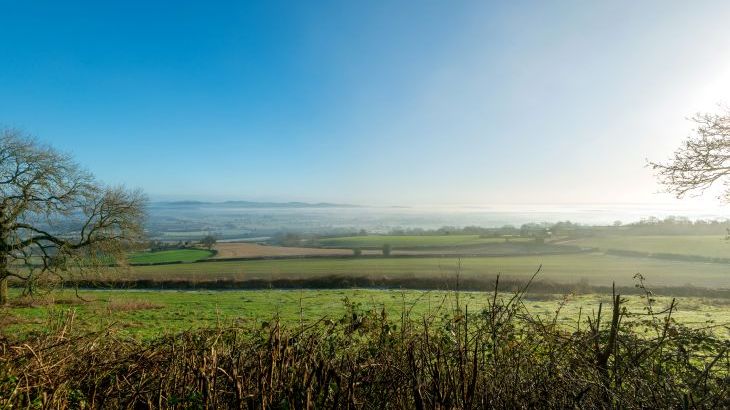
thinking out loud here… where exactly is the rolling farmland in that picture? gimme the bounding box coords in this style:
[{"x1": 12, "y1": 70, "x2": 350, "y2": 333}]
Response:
[
  {"x1": 566, "y1": 235, "x2": 730, "y2": 259},
  {"x1": 118, "y1": 253, "x2": 730, "y2": 289}
]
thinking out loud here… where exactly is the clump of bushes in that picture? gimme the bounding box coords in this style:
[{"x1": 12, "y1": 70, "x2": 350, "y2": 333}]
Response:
[{"x1": 1, "y1": 279, "x2": 728, "y2": 408}]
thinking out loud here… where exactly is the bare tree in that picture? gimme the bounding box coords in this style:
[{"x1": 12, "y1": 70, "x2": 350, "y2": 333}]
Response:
[
  {"x1": 201, "y1": 234, "x2": 216, "y2": 250},
  {"x1": 650, "y1": 106, "x2": 730, "y2": 200},
  {"x1": 0, "y1": 129, "x2": 146, "y2": 304}
]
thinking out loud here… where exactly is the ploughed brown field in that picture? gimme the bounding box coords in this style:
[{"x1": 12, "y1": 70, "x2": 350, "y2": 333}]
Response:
[{"x1": 212, "y1": 242, "x2": 377, "y2": 258}]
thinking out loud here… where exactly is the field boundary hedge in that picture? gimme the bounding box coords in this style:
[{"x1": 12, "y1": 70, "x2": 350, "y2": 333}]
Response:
[
  {"x1": 45, "y1": 275, "x2": 730, "y2": 298},
  {"x1": 606, "y1": 248, "x2": 730, "y2": 264}
]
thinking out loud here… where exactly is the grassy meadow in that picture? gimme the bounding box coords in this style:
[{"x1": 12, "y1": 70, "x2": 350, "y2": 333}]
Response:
[
  {"x1": 4, "y1": 288, "x2": 729, "y2": 339},
  {"x1": 568, "y1": 234, "x2": 730, "y2": 258}
]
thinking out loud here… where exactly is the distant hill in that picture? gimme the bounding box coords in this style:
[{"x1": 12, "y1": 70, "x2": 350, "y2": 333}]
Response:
[{"x1": 151, "y1": 200, "x2": 359, "y2": 208}]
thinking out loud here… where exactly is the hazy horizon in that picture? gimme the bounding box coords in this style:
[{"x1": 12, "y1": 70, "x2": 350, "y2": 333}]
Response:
[
  {"x1": 147, "y1": 197, "x2": 730, "y2": 231},
  {"x1": 147, "y1": 194, "x2": 728, "y2": 213}
]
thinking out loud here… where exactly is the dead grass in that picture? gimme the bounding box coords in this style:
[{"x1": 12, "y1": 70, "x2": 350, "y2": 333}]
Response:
[
  {"x1": 0, "y1": 311, "x2": 25, "y2": 327},
  {"x1": 213, "y1": 242, "x2": 376, "y2": 258}
]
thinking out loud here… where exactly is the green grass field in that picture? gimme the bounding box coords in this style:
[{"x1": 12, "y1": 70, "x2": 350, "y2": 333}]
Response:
[
  {"x1": 4, "y1": 289, "x2": 728, "y2": 339},
  {"x1": 318, "y1": 234, "x2": 530, "y2": 248},
  {"x1": 568, "y1": 235, "x2": 730, "y2": 259},
  {"x1": 123, "y1": 253, "x2": 730, "y2": 288},
  {"x1": 11, "y1": 240, "x2": 728, "y2": 341},
  {"x1": 128, "y1": 248, "x2": 214, "y2": 264}
]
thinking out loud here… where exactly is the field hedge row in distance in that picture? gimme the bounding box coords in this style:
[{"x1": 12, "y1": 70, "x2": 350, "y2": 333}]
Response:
[
  {"x1": 318, "y1": 234, "x2": 531, "y2": 249},
  {"x1": 128, "y1": 249, "x2": 214, "y2": 264}
]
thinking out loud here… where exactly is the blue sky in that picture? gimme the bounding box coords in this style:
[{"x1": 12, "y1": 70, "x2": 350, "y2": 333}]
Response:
[{"x1": 2, "y1": 1, "x2": 730, "y2": 206}]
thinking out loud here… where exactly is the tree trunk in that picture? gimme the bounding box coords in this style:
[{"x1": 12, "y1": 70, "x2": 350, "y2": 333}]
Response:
[
  {"x1": 0, "y1": 254, "x2": 7, "y2": 305},
  {"x1": 0, "y1": 206, "x2": 7, "y2": 305},
  {"x1": 0, "y1": 253, "x2": 7, "y2": 305},
  {"x1": 0, "y1": 275, "x2": 7, "y2": 306}
]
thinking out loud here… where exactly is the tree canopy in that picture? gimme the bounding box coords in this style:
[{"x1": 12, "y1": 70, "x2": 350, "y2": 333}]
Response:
[{"x1": 0, "y1": 129, "x2": 146, "y2": 304}]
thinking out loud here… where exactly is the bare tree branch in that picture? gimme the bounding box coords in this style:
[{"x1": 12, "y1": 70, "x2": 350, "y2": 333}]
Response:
[
  {"x1": 0, "y1": 128, "x2": 147, "y2": 304},
  {"x1": 649, "y1": 106, "x2": 730, "y2": 201}
]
